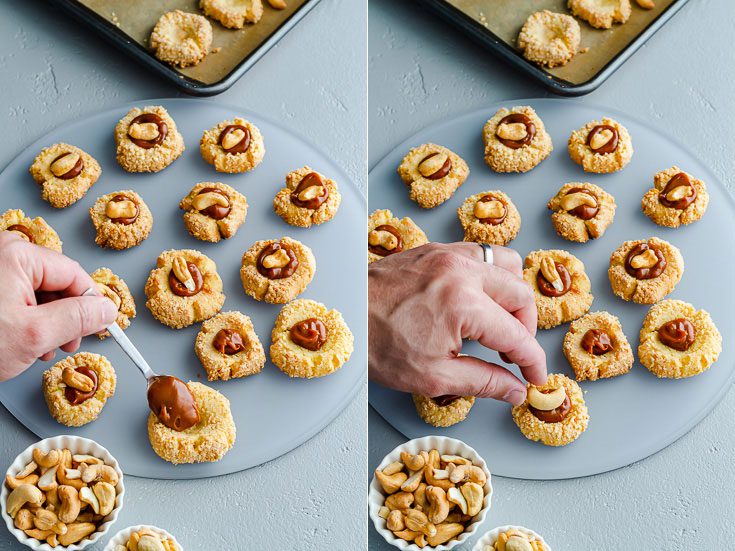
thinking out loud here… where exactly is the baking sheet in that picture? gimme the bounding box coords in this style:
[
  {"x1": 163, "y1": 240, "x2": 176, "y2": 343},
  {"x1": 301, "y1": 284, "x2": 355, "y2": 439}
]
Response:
[{"x1": 443, "y1": 0, "x2": 676, "y2": 85}]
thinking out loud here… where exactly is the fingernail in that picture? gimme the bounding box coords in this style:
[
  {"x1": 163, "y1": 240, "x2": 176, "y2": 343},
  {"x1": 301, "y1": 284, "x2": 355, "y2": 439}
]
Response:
[
  {"x1": 99, "y1": 298, "x2": 118, "y2": 325},
  {"x1": 507, "y1": 388, "x2": 526, "y2": 406}
]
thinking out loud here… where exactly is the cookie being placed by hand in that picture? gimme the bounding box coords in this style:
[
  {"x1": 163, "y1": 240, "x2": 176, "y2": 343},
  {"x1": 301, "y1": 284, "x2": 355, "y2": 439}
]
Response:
[
  {"x1": 641, "y1": 167, "x2": 709, "y2": 228},
  {"x1": 548, "y1": 182, "x2": 616, "y2": 243},
  {"x1": 412, "y1": 394, "x2": 475, "y2": 427},
  {"x1": 200, "y1": 118, "x2": 265, "y2": 173},
  {"x1": 240, "y1": 237, "x2": 315, "y2": 304},
  {"x1": 91, "y1": 267, "x2": 136, "y2": 340},
  {"x1": 150, "y1": 10, "x2": 212, "y2": 67},
  {"x1": 457, "y1": 190, "x2": 521, "y2": 246},
  {"x1": 115, "y1": 106, "x2": 185, "y2": 172},
  {"x1": 270, "y1": 299, "x2": 354, "y2": 378},
  {"x1": 397, "y1": 143, "x2": 469, "y2": 208},
  {"x1": 524, "y1": 249, "x2": 593, "y2": 329},
  {"x1": 145, "y1": 249, "x2": 226, "y2": 328},
  {"x1": 568, "y1": 117, "x2": 633, "y2": 173},
  {"x1": 512, "y1": 373, "x2": 589, "y2": 447},
  {"x1": 273, "y1": 167, "x2": 341, "y2": 227},
  {"x1": 608, "y1": 237, "x2": 683, "y2": 304},
  {"x1": 180, "y1": 182, "x2": 247, "y2": 242},
  {"x1": 195, "y1": 311, "x2": 266, "y2": 381},
  {"x1": 200, "y1": 0, "x2": 264, "y2": 28},
  {"x1": 90, "y1": 190, "x2": 153, "y2": 250},
  {"x1": 0, "y1": 209, "x2": 62, "y2": 252},
  {"x1": 563, "y1": 311, "x2": 633, "y2": 381},
  {"x1": 29, "y1": 143, "x2": 101, "y2": 208},
  {"x1": 483, "y1": 106, "x2": 553, "y2": 173},
  {"x1": 42, "y1": 352, "x2": 117, "y2": 427},
  {"x1": 368, "y1": 209, "x2": 428, "y2": 264},
  {"x1": 569, "y1": 0, "x2": 631, "y2": 29},
  {"x1": 638, "y1": 299, "x2": 722, "y2": 379},
  {"x1": 518, "y1": 10, "x2": 581, "y2": 67}
]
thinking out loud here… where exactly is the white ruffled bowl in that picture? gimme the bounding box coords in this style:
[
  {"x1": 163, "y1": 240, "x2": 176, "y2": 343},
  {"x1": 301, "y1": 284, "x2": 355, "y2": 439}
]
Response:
[
  {"x1": 1, "y1": 435, "x2": 125, "y2": 550},
  {"x1": 472, "y1": 525, "x2": 551, "y2": 551},
  {"x1": 104, "y1": 525, "x2": 182, "y2": 551},
  {"x1": 369, "y1": 435, "x2": 493, "y2": 550}
]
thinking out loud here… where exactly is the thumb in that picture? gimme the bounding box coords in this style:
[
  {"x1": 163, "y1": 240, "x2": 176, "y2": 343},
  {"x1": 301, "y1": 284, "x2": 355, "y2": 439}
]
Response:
[{"x1": 27, "y1": 296, "x2": 117, "y2": 355}]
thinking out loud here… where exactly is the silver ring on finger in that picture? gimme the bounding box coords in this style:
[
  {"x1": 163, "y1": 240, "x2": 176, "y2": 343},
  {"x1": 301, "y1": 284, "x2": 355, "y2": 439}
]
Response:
[{"x1": 478, "y1": 243, "x2": 494, "y2": 266}]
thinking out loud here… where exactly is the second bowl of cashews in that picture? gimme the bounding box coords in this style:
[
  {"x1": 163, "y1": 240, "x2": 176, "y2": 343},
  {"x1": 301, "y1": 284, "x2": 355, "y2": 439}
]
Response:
[
  {"x1": 104, "y1": 524, "x2": 182, "y2": 551},
  {"x1": 1, "y1": 435, "x2": 125, "y2": 550},
  {"x1": 369, "y1": 435, "x2": 493, "y2": 550},
  {"x1": 472, "y1": 525, "x2": 551, "y2": 551}
]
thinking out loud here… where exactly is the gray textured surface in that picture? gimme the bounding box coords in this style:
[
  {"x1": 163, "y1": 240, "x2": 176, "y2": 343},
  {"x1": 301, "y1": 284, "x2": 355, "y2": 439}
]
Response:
[
  {"x1": 368, "y1": 0, "x2": 735, "y2": 548},
  {"x1": 0, "y1": 0, "x2": 366, "y2": 549}
]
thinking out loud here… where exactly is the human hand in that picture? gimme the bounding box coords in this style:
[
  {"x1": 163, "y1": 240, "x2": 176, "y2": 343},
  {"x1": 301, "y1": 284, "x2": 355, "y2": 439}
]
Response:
[
  {"x1": 0, "y1": 233, "x2": 118, "y2": 381},
  {"x1": 368, "y1": 242, "x2": 547, "y2": 405}
]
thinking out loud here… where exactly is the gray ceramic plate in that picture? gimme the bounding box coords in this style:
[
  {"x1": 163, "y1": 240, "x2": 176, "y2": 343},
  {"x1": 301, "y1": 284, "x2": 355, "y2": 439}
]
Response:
[
  {"x1": 368, "y1": 98, "x2": 735, "y2": 480},
  {"x1": 0, "y1": 98, "x2": 366, "y2": 479}
]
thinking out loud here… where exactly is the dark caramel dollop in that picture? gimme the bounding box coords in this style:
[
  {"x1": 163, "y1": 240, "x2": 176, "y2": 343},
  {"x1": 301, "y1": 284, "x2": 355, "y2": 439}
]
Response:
[
  {"x1": 659, "y1": 173, "x2": 697, "y2": 210},
  {"x1": 529, "y1": 392, "x2": 571, "y2": 423},
  {"x1": 565, "y1": 187, "x2": 599, "y2": 220},
  {"x1": 147, "y1": 376, "x2": 200, "y2": 432},
  {"x1": 290, "y1": 318, "x2": 328, "y2": 351},
  {"x1": 581, "y1": 329, "x2": 613, "y2": 355},
  {"x1": 51, "y1": 152, "x2": 84, "y2": 179},
  {"x1": 196, "y1": 187, "x2": 231, "y2": 220},
  {"x1": 586, "y1": 124, "x2": 619, "y2": 154},
  {"x1": 218, "y1": 125, "x2": 251, "y2": 154},
  {"x1": 496, "y1": 113, "x2": 536, "y2": 149},
  {"x1": 213, "y1": 329, "x2": 245, "y2": 355},
  {"x1": 625, "y1": 243, "x2": 666, "y2": 280},
  {"x1": 418, "y1": 152, "x2": 452, "y2": 180},
  {"x1": 128, "y1": 113, "x2": 167, "y2": 149},
  {"x1": 64, "y1": 367, "x2": 98, "y2": 406},
  {"x1": 537, "y1": 262, "x2": 572, "y2": 298},
  {"x1": 168, "y1": 262, "x2": 204, "y2": 297},
  {"x1": 291, "y1": 172, "x2": 329, "y2": 210},
  {"x1": 256, "y1": 243, "x2": 299, "y2": 280},
  {"x1": 658, "y1": 318, "x2": 696, "y2": 352},
  {"x1": 368, "y1": 225, "x2": 403, "y2": 257}
]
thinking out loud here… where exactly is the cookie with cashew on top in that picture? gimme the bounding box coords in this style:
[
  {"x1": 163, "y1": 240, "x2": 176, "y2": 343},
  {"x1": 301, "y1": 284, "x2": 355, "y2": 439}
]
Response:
[
  {"x1": 180, "y1": 182, "x2": 248, "y2": 242},
  {"x1": 90, "y1": 268, "x2": 136, "y2": 340},
  {"x1": 608, "y1": 237, "x2": 683, "y2": 304},
  {"x1": 89, "y1": 190, "x2": 153, "y2": 250},
  {"x1": 641, "y1": 166, "x2": 709, "y2": 228},
  {"x1": 274, "y1": 166, "x2": 342, "y2": 227},
  {"x1": 195, "y1": 311, "x2": 266, "y2": 381},
  {"x1": 512, "y1": 373, "x2": 589, "y2": 446},
  {"x1": 523, "y1": 249, "x2": 593, "y2": 329},
  {"x1": 548, "y1": 182, "x2": 616, "y2": 243},
  {"x1": 115, "y1": 106, "x2": 185, "y2": 173},
  {"x1": 29, "y1": 143, "x2": 101, "y2": 208},
  {"x1": 240, "y1": 237, "x2": 315, "y2": 304},
  {"x1": 569, "y1": 0, "x2": 632, "y2": 29},
  {"x1": 457, "y1": 190, "x2": 521, "y2": 246},
  {"x1": 397, "y1": 143, "x2": 469, "y2": 208},
  {"x1": 145, "y1": 249, "x2": 226, "y2": 328},
  {"x1": 518, "y1": 10, "x2": 581, "y2": 68},
  {"x1": 563, "y1": 311, "x2": 634, "y2": 381},
  {"x1": 42, "y1": 352, "x2": 117, "y2": 427},
  {"x1": 568, "y1": 117, "x2": 633, "y2": 173},
  {"x1": 200, "y1": 117, "x2": 265, "y2": 173},
  {"x1": 638, "y1": 299, "x2": 722, "y2": 379},
  {"x1": 0, "y1": 208, "x2": 62, "y2": 252},
  {"x1": 412, "y1": 394, "x2": 476, "y2": 427},
  {"x1": 482, "y1": 106, "x2": 553, "y2": 173},
  {"x1": 368, "y1": 208, "x2": 428, "y2": 264}
]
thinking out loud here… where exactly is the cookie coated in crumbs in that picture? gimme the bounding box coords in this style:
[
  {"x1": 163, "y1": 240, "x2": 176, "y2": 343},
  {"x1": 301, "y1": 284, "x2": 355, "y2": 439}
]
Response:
[
  {"x1": 29, "y1": 143, "x2": 101, "y2": 208},
  {"x1": 568, "y1": 117, "x2": 633, "y2": 174},
  {"x1": 0, "y1": 209, "x2": 62, "y2": 252},
  {"x1": 200, "y1": 117, "x2": 265, "y2": 173},
  {"x1": 91, "y1": 267, "x2": 136, "y2": 340},
  {"x1": 180, "y1": 182, "x2": 248, "y2": 242},
  {"x1": 89, "y1": 190, "x2": 153, "y2": 250},
  {"x1": 115, "y1": 106, "x2": 185, "y2": 173},
  {"x1": 397, "y1": 143, "x2": 469, "y2": 208},
  {"x1": 273, "y1": 166, "x2": 341, "y2": 228},
  {"x1": 641, "y1": 166, "x2": 709, "y2": 228},
  {"x1": 195, "y1": 311, "x2": 266, "y2": 381},
  {"x1": 150, "y1": 10, "x2": 212, "y2": 67},
  {"x1": 483, "y1": 106, "x2": 553, "y2": 173},
  {"x1": 457, "y1": 190, "x2": 521, "y2": 246},
  {"x1": 563, "y1": 311, "x2": 633, "y2": 381},
  {"x1": 368, "y1": 208, "x2": 428, "y2": 264},
  {"x1": 518, "y1": 10, "x2": 581, "y2": 67},
  {"x1": 548, "y1": 182, "x2": 616, "y2": 243},
  {"x1": 412, "y1": 395, "x2": 475, "y2": 427}
]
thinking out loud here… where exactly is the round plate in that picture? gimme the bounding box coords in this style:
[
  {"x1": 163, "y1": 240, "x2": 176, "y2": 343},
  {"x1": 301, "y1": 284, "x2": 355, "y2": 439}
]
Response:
[
  {"x1": 0, "y1": 98, "x2": 366, "y2": 479},
  {"x1": 368, "y1": 99, "x2": 735, "y2": 480}
]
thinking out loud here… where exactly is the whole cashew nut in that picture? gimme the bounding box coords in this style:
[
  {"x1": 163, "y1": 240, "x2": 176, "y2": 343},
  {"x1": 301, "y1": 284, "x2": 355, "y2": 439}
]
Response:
[
  {"x1": 386, "y1": 509, "x2": 405, "y2": 532},
  {"x1": 527, "y1": 386, "x2": 566, "y2": 411},
  {"x1": 57, "y1": 486, "x2": 81, "y2": 524},
  {"x1": 460, "y1": 482, "x2": 484, "y2": 517},
  {"x1": 5, "y1": 473, "x2": 39, "y2": 490},
  {"x1": 33, "y1": 509, "x2": 67, "y2": 535},
  {"x1": 79, "y1": 463, "x2": 119, "y2": 486},
  {"x1": 7, "y1": 484, "x2": 44, "y2": 518},
  {"x1": 32, "y1": 449, "x2": 60, "y2": 469},
  {"x1": 400, "y1": 452, "x2": 426, "y2": 472},
  {"x1": 375, "y1": 469, "x2": 407, "y2": 495},
  {"x1": 425, "y1": 486, "x2": 450, "y2": 524}
]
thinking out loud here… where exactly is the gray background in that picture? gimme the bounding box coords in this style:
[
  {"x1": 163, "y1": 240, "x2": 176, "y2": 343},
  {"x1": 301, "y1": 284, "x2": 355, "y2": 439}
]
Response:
[
  {"x1": 0, "y1": 0, "x2": 365, "y2": 549},
  {"x1": 368, "y1": 0, "x2": 735, "y2": 549}
]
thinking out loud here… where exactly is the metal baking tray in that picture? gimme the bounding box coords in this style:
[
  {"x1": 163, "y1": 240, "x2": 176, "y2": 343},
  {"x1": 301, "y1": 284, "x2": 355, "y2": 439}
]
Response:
[
  {"x1": 48, "y1": 0, "x2": 322, "y2": 96},
  {"x1": 418, "y1": 0, "x2": 690, "y2": 96}
]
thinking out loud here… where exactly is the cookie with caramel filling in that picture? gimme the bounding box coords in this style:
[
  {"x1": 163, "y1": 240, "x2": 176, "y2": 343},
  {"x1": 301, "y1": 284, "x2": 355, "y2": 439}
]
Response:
[
  {"x1": 548, "y1": 182, "x2": 616, "y2": 243},
  {"x1": 274, "y1": 166, "x2": 341, "y2": 228},
  {"x1": 457, "y1": 190, "x2": 521, "y2": 246},
  {"x1": 568, "y1": 117, "x2": 633, "y2": 174},
  {"x1": 482, "y1": 106, "x2": 553, "y2": 173},
  {"x1": 368, "y1": 209, "x2": 428, "y2": 264},
  {"x1": 397, "y1": 143, "x2": 469, "y2": 208},
  {"x1": 115, "y1": 106, "x2": 185, "y2": 173},
  {"x1": 0, "y1": 208, "x2": 62, "y2": 252},
  {"x1": 641, "y1": 167, "x2": 709, "y2": 228},
  {"x1": 91, "y1": 267, "x2": 136, "y2": 340},
  {"x1": 195, "y1": 311, "x2": 265, "y2": 381},
  {"x1": 89, "y1": 190, "x2": 153, "y2": 250},
  {"x1": 200, "y1": 117, "x2": 265, "y2": 173},
  {"x1": 29, "y1": 143, "x2": 101, "y2": 208},
  {"x1": 180, "y1": 182, "x2": 248, "y2": 242},
  {"x1": 412, "y1": 394, "x2": 475, "y2": 427},
  {"x1": 563, "y1": 311, "x2": 633, "y2": 381}
]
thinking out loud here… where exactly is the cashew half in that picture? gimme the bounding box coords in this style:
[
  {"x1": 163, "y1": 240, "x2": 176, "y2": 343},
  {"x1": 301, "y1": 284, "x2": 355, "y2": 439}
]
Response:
[
  {"x1": 7, "y1": 484, "x2": 44, "y2": 518},
  {"x1": 79, "y1": 463, "x2": 119, "y2": 486},
  {"x1": 447, "y1": 486, "x2": 468, "y2": 515},
  {"x1": 37, "y1": 465, "x2": 59, "y2": 492},
  {"x1": 461, "y1": 482, "x2": 484, "y2": 516},
  {"x1": 79, "y1": 486, "x2": 100, "y2": 515},
  {"x1": 400, "y1": 452, "x2": 425, "y2": 472},
  {"x1": 405, "y1": 509, "x2": 437, "y2": 538},
  {"x1": 6, "y1": 473, "x2": 39, "y2": 490},
  {"x1": 32, "y1": 449, "x2": 60, "y2": 469},
  {"x1": 386, "y1": 509, "x2": 405, "y2": 532},
  {"x1": 375, "y1": 469, "x2": 407, "y2": 495},
  {"x1": 34, "y1": 509, "x2": 67, "y2": 535},
  {"x1": 92, "y1": 481, "x2": 116, "y2": 516}
]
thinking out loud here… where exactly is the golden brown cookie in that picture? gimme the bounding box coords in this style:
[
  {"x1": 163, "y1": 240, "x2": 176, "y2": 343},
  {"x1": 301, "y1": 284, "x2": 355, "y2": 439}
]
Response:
[
  {"x1": 457, "y1": 190, "x2": 521, "y2": 246},
  {"x1": 563, "y1": 311, "x2": 633, "y2": 381},
  {"x1": 200, "y1": 0, "x2": 263, "y2": 28},
  {"x1": 524, "y1": 249, "x2": 593, "y2": 329},
  {"x1": 273, "y1": 166, "x2": 341, "y2": 228},
  {"x1": 568, "y1": 117, "x2": 633, "y2": 174},
  {"x1": 641, "y1": 167, "x2": 709, "y2": 228},
  {"x1": 89, "y1": 190, "x2": 153, "y2": 250},
  {"x1": 483, "y1": 106, "x2": 553, "y2": 173},
  {"x1": 412, "y1": 395, "x2": 475, "y2": 427},
  {"x1": 91, "y1": 267, "x2": 136, "y2": 340},
  {"x1": 569, "y1": 0, "x2": 631, "y2": 29},
  {"x1": 200, "y1": 118, "x2": 265, "y2": 173},
  {"x1": 270, "y1": 299, "x2": 354, "y2": 378},
  {"x1": 638, "y1": 299, "x2": 722, "y2": 379},
  {"x1": 397, "y1": 143, "x2": 469, "y2": 208},
  {"x1": 512, "y1": 373, "x2": 589, "y2": 447},
  {"x1": 608, "y1": 237, "x2": 683, "y2": 304},
  {"x1": 368, "y1": 208, "x2": 428, "y2": 264},
  {"x1": 42, "y1": 352, "x2": 117, "y2": 427},
  {"x1": 180, "y1": 182, "x2": 247, "y2": 242},
  {"x1": 145, "y1": 249, "x2": 226, "y2": 328},
  {"x1": 548, "y1": 182, "x2": 616, "y2": 243},
  {"x1": 115, "y1": 106, "x2": 185, "y2": 173},
  {"x1": 240, "y1": 237, "x2": 315, "y2": 304},
  {"x1": 195, "y1": 311, "x2": 266, "y2": 381},
  {"x1": 0, "y1": 209, "x2": 62, "y2": 252},
  {"x1": 148, "y1": 381, "x2": 236, "y2": 464},
  {"x1": 518, "y1": 10, "x2": 581, "y2": 67},
  {"x1": 150, "y1": 10, "x2": 212, "y2": 67},
  {"x1": 29, "y1": 143, "x2": 101, "y2": 208}
]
